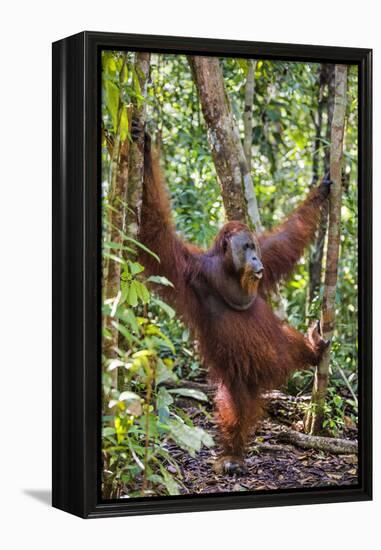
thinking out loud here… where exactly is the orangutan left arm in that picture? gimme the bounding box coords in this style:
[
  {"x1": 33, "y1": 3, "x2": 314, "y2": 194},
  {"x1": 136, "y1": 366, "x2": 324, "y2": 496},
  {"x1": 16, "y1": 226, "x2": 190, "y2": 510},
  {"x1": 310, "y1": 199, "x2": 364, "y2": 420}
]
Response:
[{"x1": 259, "y1": 178, "x2": 331, "y2": 295}]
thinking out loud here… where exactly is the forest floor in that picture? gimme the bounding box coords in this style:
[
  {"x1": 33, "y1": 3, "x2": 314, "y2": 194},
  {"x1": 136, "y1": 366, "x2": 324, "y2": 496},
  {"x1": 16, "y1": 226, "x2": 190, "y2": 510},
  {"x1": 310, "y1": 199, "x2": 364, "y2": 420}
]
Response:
[{"x1": 166, "y1": 391, "x2": 358, "y2": 495}]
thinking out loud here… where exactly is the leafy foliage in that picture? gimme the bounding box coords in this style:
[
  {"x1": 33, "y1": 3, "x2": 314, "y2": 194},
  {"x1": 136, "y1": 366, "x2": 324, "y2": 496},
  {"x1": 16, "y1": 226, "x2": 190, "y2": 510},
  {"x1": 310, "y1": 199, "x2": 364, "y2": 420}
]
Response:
[{"x1": 101, "y1": 51, "x2": 358, "y2": 498}]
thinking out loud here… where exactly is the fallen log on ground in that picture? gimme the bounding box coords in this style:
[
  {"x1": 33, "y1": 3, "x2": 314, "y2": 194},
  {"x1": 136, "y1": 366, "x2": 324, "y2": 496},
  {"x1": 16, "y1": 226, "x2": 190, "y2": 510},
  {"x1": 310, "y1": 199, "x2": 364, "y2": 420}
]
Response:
[
  {"x1": 252, "y1": 442, "x2": 292, "y2": 453},
  {"x1": 163, "y1": 381, "x2": 307, "y2": 404},
  {"x1": 278, "y1": 428, "x2": 358, "y2": 454}
]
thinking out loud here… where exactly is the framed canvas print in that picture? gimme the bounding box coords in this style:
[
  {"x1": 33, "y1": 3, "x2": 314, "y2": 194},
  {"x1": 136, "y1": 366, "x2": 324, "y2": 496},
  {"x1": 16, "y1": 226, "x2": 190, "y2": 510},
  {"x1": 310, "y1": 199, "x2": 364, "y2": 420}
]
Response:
[{"x1": 52, "y1": 31, "x2": 372, "y2": 518}]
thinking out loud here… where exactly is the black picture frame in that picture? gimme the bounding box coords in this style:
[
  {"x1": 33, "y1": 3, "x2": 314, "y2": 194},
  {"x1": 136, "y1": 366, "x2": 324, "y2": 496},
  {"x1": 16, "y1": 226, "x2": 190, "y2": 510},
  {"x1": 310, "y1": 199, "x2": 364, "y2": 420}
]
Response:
[{"x1": 52, "y1": 31, "x2": 372, "y2": 519}]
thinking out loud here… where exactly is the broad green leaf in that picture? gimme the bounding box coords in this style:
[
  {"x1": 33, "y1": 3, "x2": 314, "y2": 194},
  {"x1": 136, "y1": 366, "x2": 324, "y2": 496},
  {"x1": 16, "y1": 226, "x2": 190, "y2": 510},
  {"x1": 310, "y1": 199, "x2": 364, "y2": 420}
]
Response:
[
  {"x1": 127, "y1": 281, "x2": 138, "y2": 306},
  {"x1": 197, "y1": 427, "x2": 214, "y2": 448},
  {"x1": 129, "y1": 261, "x2": 145, "y2": 275},
  {"x1": 168, "y1": 388, "x2": 208, "y2": 402},
  {"x1": 168, "y1": 420, "x2": 202, "y2": 456},
  {"x1": 155, "y1": 360, "x2": 177, "y2": 385},
  {"x1": 133, "y1": 280, "x2": 150, "y2": 304},
  {"x1": 105, "y1": 80, "x2": 120, "y2": 132}
]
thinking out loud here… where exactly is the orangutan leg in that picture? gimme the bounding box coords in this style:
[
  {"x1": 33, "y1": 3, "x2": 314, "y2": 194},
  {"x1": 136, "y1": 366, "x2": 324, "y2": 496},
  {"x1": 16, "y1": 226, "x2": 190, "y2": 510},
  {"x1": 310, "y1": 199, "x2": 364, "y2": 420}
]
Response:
[{"x1": 214, "y1": 383, "x2": 262, "y2": 476}]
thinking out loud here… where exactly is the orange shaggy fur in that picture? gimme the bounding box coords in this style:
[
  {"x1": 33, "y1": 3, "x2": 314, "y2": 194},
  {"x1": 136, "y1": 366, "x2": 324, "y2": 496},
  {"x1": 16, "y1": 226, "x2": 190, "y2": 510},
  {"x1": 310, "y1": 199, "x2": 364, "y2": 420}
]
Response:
[{"x1": 138, "y1": 143, "x2": 328, "y2": 466}]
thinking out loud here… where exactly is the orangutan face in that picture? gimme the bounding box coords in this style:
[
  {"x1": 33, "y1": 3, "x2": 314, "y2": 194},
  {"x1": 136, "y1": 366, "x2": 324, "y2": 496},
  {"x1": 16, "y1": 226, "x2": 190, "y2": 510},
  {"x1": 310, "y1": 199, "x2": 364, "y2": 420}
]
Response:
[
  {"x1": 230, "y1": 231, "x2": 263, "y2": 294},
  {"x1": 230, "y1": 231, "x2": 263, "y2": 275}
]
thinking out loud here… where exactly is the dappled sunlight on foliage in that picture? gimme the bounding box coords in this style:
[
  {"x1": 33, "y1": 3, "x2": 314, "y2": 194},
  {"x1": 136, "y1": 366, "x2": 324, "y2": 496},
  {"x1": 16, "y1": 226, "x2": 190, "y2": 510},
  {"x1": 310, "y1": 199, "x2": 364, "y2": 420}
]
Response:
[{"x1": 101, "y1": 51, "x2": 358, "y2": 498}]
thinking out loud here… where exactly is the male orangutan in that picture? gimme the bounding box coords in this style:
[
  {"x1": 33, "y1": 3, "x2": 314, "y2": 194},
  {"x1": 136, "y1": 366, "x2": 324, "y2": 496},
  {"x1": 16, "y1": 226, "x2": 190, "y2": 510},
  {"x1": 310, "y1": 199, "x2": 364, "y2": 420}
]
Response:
[{"x1": 132, "y1": 122, "x2": 331, "y2": 475}]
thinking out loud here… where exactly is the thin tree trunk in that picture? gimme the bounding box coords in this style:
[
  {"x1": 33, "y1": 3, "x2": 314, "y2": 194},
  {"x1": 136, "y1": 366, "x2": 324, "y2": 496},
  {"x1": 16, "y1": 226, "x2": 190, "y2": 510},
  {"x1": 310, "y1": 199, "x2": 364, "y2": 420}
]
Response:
[
  {"x1": 126, "y1": 52, "x2": 151, "y2": 236},
  {"x1": 243, "y1": 60, "x2": 256, "y2": 172},
  {"x1": 111, "y1": 52, "x2": 151, "y2": 388},
  {"x1": 188, "y1": 56, "x2": 261, "y2": 233},
  {"x1": 243, "y1": 60, "x2": 287, "y2": 318},
  {"x1": 310, "y1": 65, "x2": 325, "y2": 187},
  {"x1": 308, "y1": 64, "x2": 335, "y2": 307},
  {"x1": 103, "y1": 53, "x2": 150, "y2": 389},
  {"x1": 304, "y1": 64, "x2": 348, "y2": 435},
  {"x1": 103, "y1": 54, "x2": 129, "y2": 388}
]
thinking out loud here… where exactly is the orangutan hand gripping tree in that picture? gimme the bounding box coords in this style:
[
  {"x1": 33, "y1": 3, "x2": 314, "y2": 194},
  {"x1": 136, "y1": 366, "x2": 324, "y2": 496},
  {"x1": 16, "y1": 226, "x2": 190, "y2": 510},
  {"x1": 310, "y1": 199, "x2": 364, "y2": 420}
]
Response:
[{"x1": 133, "y1": 122, "x2": 331, "y2": 475}]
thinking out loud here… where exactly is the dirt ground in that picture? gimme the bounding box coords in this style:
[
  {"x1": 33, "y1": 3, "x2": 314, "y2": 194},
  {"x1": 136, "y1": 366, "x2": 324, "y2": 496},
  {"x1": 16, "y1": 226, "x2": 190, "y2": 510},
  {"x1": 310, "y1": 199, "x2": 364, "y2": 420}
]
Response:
[{"x1": 165, "y1": 396, "x2": 358, "y2": 495}]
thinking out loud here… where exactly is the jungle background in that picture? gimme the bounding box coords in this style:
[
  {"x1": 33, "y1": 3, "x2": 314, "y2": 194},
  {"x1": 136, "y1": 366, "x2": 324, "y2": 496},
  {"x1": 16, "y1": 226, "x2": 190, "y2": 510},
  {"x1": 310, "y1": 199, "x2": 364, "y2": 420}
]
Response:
[{"x1": 101, "y1": 51, "x2": 358, "y2": 499}]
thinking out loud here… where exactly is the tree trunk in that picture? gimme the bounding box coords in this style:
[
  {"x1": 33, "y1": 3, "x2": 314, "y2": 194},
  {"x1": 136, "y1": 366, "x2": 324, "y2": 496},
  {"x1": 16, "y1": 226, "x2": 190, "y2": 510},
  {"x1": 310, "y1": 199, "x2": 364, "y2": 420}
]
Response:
[
  {"x1": 188, "y1": 56, "x2": 261, "y2": 233},
  {"x1": 126, "y1": 52, "x2": 151, "y2": 235},
  {"x1": 243, "y1": 60, "x2": 256, "y2": 172},
  {"x1": 308, "y1": 64, "x2": 335, "y2": 307},
  {"x1": 103, "y1": 54, "x2": 129, "y2": 388},
  {"x1": 115, "y1": 52, "x2": 151, "y2": 388},
  {"x1": 243, "y1": 60, "x2": 287, "y2": 318},
  {"x1": 103, "y1": 53, "x2": 150, "y2": 389},
  {"x1": 304, "y1": 64, "x2": 348, "y2": 435}
]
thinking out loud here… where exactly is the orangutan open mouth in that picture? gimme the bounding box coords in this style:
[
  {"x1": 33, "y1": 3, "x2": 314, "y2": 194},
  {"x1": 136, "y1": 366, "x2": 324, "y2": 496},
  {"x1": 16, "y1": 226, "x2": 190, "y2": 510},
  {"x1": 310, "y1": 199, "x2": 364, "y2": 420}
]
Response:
[{"x1": 241, "y1": 265, "x2": 263, "y2": 294}]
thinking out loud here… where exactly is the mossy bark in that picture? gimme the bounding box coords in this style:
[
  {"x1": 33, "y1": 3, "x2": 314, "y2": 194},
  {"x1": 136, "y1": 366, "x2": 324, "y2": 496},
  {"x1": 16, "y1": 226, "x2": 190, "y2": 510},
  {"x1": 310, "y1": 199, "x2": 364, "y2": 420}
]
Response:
[
  {"x1": 126, "y1": 52, "x2": 151, "y2": 237},
  {"x1": 188, "y1": 56, "x2": 261, "y2": 233}
]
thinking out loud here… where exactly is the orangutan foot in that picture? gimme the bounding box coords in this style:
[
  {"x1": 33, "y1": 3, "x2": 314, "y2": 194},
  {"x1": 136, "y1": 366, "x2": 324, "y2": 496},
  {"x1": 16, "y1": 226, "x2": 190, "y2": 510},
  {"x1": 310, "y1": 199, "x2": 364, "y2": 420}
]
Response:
[
  {"x1": 308, "y1": 320, "x2": 330, "y2": 357},
  {"x1": 214, "y1": 455, "x2": 247, "y2": 476}
]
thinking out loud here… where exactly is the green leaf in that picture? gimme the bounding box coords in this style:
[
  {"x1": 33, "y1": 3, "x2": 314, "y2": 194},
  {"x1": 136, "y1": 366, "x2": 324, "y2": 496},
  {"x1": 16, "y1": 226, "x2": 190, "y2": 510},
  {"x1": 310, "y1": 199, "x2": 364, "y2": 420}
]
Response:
[
  {"x1": 157, "y1": 386, "x2": 174, "y2": 408},
  {"x1": 111, "y1": 320, "x2": 138, "y2": 345},
  {"x1": 156, "y1": 360, "x2": 177, "y2": 385},
  {"x1": 103, "y1": 252, "x2": 126, "y2": 265},
  {"x1": 107, "y1": 359, "x2": 125, "y2": 371},
  {"x1": 197, "y1": 427, "x2": 214, "y2": 448},
  {"x1": 152, "y1": 298, "x2": 175, "y2": 318},
  {"x1": 119, "y1": 390, "x2": 140, "y2": 401},
  {"x1": 147, "y1": 474, "x2": 164, "y2": 485},
  {"x1": 119, "y1": 309, "x2": 140, "y2": 334},
  {"x1": 132, "y1": 67, "x2": 144, "y2": 106},
  {"x1": 119, "y1": 391, "x2": 143, "y2": 416},
  {"x1": 146, "y1": 325, "x2": 175, "y2": 353},
  {"x1": 120, "y1": 105, "x2": 130, "y2": 142},
  {"x1": 102, "y1": 427, "x2": 116, "y2": 437},
  {"x1": 168, "y1": 388, "x2": 208, "y2": 402},
  {"x1": 127, "y1": 281, "x2": 138, "y2": 306},
  {"x1": 118, "y1": 232, "x2": 160, "y2": 262},
  {"x1": 147, "y1": 275, "x2": 174, "y2": 287},
  {"x1": 105, "y1": 80, "x2": 120, "y2": 132},
  {"x1": 237, "y1": 58, "x2": 248, "y2": 75},
  {"x1": 158, "y1": 464, "x2": 181, "y2": 495},
  {"x1": 167, "y1": 420, "x2": 202, "y2": 456},
  {"x1": 129, "y1": 261, "x2": 145, "y2": 275},
  {"x1": 133, "y1": 280, "x2": 150, "y2": 304},
  {"x1": 156, "y1": 386, "x2": 173, "y2": 423}
]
